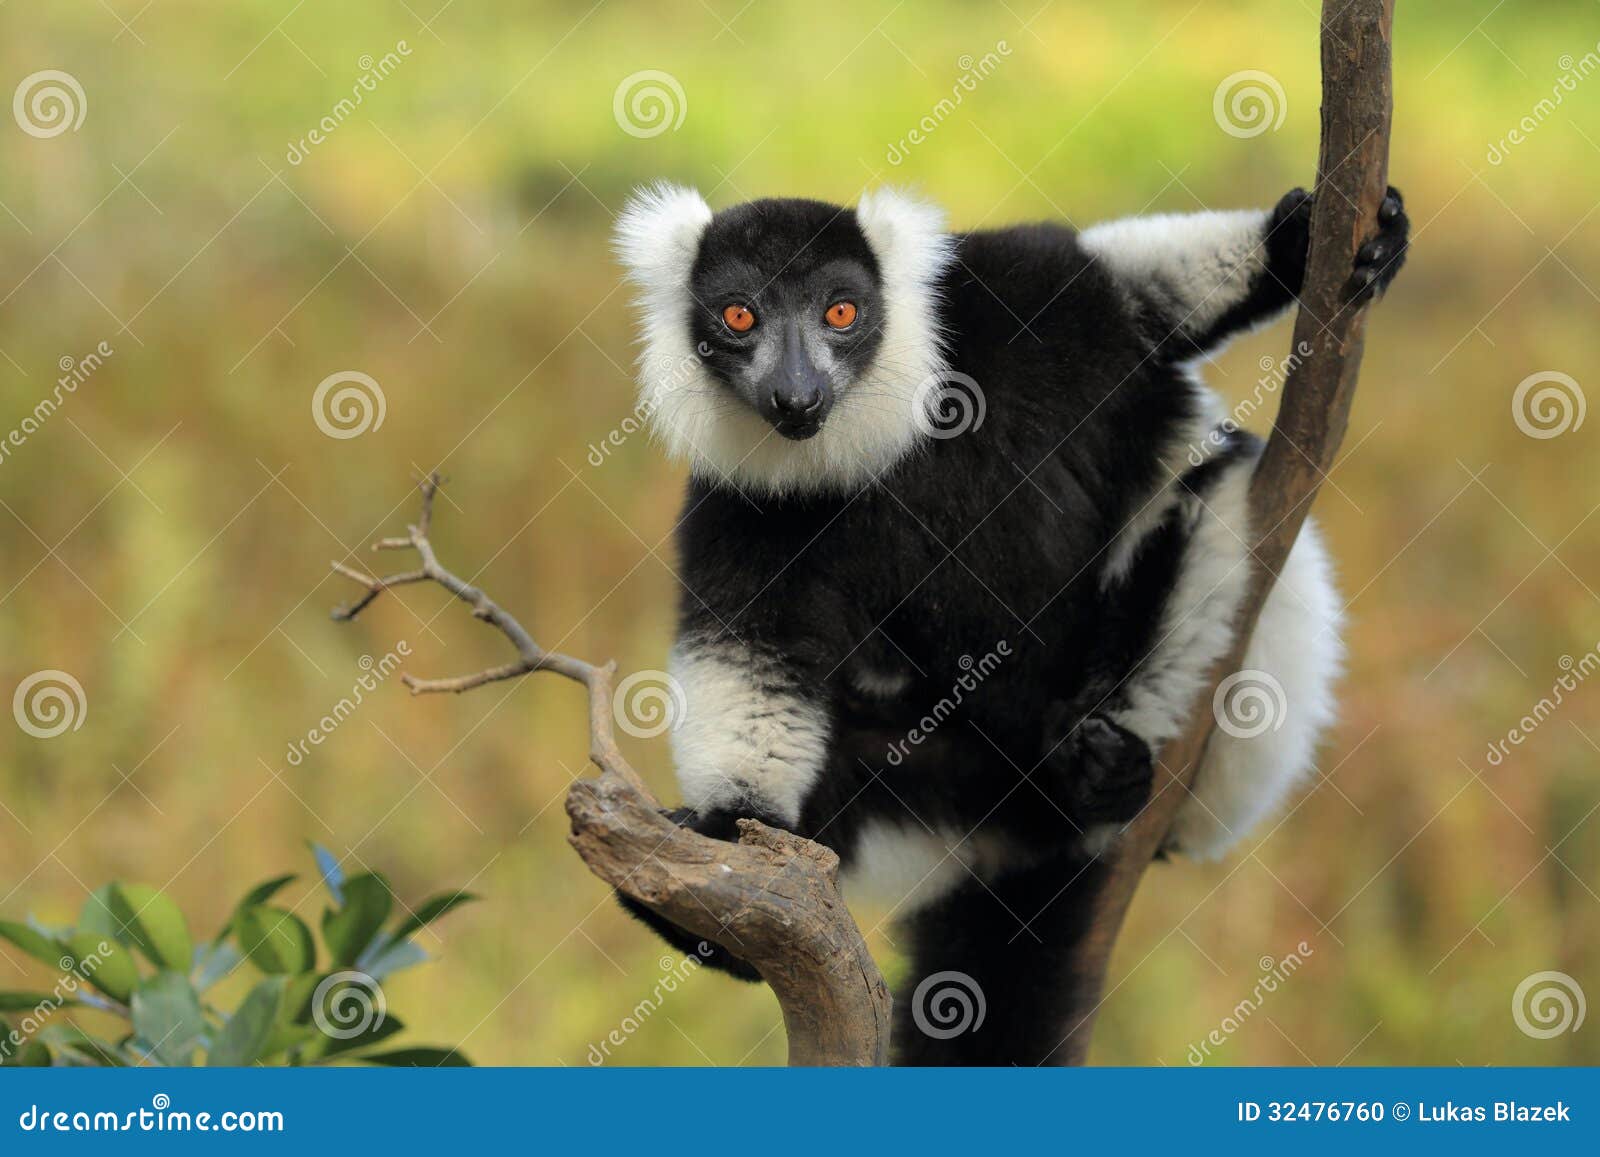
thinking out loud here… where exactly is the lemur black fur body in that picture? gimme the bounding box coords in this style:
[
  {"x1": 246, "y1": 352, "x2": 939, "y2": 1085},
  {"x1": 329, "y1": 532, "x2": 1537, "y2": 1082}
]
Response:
[{"x1": 610, "y1": 183, "x2": 1409, "y2": 1065}]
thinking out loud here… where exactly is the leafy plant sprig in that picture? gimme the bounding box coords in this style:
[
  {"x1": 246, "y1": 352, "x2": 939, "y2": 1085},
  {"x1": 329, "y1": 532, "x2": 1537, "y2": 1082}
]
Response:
[{"x1": 0, "y1": 845, "x2": 476, "y2": 1067}]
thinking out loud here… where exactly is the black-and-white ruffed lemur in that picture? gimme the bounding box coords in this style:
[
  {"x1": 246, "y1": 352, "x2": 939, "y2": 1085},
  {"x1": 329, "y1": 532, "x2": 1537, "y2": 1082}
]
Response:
[{"x1": 610, "y1": 180, "x2": 1408, "y2": 1065}]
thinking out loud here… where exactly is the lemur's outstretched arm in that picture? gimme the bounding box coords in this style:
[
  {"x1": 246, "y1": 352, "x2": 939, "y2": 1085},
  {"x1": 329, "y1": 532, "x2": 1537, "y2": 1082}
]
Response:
[{"x1": 1080, "y1": 187, "x2": 1408, "y2": 360}]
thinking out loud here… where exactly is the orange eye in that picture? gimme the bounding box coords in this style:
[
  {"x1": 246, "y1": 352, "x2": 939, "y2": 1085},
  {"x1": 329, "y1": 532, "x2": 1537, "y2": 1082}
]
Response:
[
  {"x1": 722, "y1": 305, "x2": 756, "y2": 333},
  {"x1": 825, "y1": 301, "x2": 858, "y2": 329}
]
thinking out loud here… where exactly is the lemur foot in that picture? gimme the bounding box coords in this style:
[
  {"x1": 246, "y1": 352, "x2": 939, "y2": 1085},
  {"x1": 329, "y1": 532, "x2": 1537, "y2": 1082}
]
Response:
[
  {"x1": 1045, "y1": 712, "x2": 1155, "y2": 828},
  {"x1": 614, "y1": 805, "x2": 763, "y2": 981},
  {"x1": 1350, "y1": 186, "x2": 1409, "y2": 303}
]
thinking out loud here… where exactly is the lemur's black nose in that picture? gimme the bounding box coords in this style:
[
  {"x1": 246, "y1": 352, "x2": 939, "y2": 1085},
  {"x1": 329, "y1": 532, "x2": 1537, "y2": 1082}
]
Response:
[{"x1": 771, "y1": 386, "x2": 825, "y2": 418}]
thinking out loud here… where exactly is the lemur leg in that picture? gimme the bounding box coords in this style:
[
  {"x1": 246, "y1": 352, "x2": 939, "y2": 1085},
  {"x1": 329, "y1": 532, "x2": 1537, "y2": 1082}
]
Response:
[
  {"x1": 892, "y1": 851, "x2": 1112, "y2": 1066},
  {"x1": 1079, "y1": 186, "x2": 1408, "y2": 359},
  {"x1": 1099, "y1": 441, "x2": 1344, "y2": 860},
  {"x1": 615, "y1": 633, "x2": 833, "y2": 980},
  {"x1": 1036, "y1": 709, "x2": 1155, "y2": 853},
  {"x1": 665, "y1": 632, "x2": 832, "y2": 829}
]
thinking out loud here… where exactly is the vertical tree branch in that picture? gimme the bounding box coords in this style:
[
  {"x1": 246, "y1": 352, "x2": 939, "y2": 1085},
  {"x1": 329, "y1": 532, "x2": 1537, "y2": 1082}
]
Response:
[{"x1": 1052, "y1": 0, "x2": 1397, "y2": 1063}]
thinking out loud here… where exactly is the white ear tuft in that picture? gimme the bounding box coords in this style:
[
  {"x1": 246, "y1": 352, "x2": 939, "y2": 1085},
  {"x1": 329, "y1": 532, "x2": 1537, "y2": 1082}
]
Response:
[
  {"x1": 613, "y1": 182, "x2": 713, "y2": 292},
  {"x1": 854, "y1": 187, "x2": 955, "y2": 297}
]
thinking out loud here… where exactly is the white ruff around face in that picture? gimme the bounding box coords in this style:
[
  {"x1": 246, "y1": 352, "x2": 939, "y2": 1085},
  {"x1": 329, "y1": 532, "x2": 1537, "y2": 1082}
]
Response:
[{"x1": 614, "y1": 184, "x2": 955, "y2": 496}]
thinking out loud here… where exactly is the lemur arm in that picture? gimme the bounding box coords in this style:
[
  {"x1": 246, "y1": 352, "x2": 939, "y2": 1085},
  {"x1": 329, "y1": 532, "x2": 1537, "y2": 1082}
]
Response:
[
  {"x1": 1079, "y1": 186, "x2": 1409, "y2": 362},
  {"x1": 1078, "y1": 189, "x2": 1314, "y2": 360},
  {"x1": 615, "y1": 631, "x2": 835, "y2": 980}
]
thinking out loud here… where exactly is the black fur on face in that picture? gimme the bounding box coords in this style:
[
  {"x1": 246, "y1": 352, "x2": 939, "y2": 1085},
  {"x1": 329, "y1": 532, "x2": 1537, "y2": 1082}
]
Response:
[{"x1": 687, "y1": 198, "x2": 886, "y2": 441}]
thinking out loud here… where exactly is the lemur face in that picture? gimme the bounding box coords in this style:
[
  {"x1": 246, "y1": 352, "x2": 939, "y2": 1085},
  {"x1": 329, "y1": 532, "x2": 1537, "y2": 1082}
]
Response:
[
  {"x1": 615, "y1": 184, "x2": 954, "y2": 494},
  {"x1": 686, "y1": 200, "x2": 885, "y2": 441}
]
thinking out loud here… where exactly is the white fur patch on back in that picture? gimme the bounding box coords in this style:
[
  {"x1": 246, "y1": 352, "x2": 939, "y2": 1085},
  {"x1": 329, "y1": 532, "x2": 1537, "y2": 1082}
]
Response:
[
  {"x1": 615, "y1": 184, "x2": 956, "y2": 496},
  {"x1": 667, "y1": 637, "x2": 831, "y2": 827}
]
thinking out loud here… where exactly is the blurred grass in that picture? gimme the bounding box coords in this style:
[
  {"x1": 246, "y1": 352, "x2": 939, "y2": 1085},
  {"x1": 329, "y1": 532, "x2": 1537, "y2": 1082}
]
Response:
[{"x1": 0, "y1": 0, "x2": 1596, "y2": 1065}]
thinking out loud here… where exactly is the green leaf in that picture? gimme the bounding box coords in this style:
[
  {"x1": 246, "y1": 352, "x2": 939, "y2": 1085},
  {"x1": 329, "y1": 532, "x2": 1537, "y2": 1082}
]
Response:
[
  {"x1": 307, "y1": 1011, "x2": 402, "y2": 1062},
  {"x1": 3, "y1": 1041, "x2": 51, "y2": 1067},
  {"x1": 322, "y1": 873, "x2": 392, "y2": 967},
  {"x1": 37, "y1": 1025, "x2": 127, "y2": 1067},
  {"x1": 213, "y1": 875, "x2": 296, "y2": 946},
  {"x1": 207, "y1": 977, "x2": 285, "y2": 1067},
  {"x1": 234, "y1": 907, "x2": 315, "y2": 974},
  {"x1": 310, "y1": 844, "x2": 344, "y2": 904},
  {"x1": 129, "y1": 972, "x2": 206, "y2": 1066},
  {"x1": 76, "y1": 884, "x2": 194, "y2": 974},
  {"x1": 281, "y1": 972, "x2": 323, "y2": 1024},
  {"x1": 360, "y1": 1046, "x2": 471, "y2": 1067},
  {"x1": 193, "y1": 941, "x2": 242, "y2": 993},
  {"x1": 360, "y1": 938, "x2": 427, "y2": 981},
  {"x1": 0, "y1": 992, "x2": 75, "y2": 1012},
  {"x1": 78, "y1": 885, "x2": 121, "y2": 942},
  {"x1": 109, "y1": 884, "x2": 193, "y2": 973},
  {"x1": 66, "y1": 933, "x2": 139, "y2": 1003},
  {"x1": 387, "y1": 890, "x2": 478, "y2": 944},
  {"x1": 0, "y1": 920, "x2": 67, "y2": 970},
  {"x1": 257, "y1": 1022, "x2": 316, "y2": 1063}
]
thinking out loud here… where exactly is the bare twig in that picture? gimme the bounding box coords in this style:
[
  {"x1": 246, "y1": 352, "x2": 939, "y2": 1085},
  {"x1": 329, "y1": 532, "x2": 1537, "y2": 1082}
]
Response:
[
  {"x1": 331, "y1": 472, "x2": 890, "y2": 1065},
  {"x1": 1051, "y1": 0, "x2": 1398, "y2": 1064}
]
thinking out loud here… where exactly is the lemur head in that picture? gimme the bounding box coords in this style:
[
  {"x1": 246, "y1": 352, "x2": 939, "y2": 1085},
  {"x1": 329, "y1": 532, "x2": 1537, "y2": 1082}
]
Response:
[{"x1": 614, "y1": 184, "x2": 954, "y2": 495}]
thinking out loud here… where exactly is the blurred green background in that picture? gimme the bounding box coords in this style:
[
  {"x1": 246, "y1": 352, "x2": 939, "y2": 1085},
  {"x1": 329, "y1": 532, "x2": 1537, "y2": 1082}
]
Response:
[{"x1": 1, "y1": 0, "x2": 1596, "y2": 1066}]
